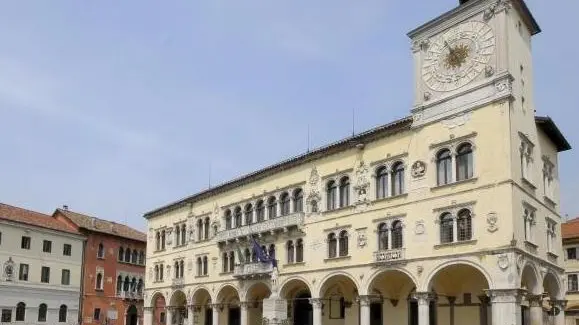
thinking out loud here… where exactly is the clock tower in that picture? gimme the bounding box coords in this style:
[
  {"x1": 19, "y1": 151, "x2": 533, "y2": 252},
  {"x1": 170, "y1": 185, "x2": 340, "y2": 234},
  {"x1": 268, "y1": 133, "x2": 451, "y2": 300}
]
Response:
[{"x1": 408, "y1": 0, "x2": 540, "y2": 127}]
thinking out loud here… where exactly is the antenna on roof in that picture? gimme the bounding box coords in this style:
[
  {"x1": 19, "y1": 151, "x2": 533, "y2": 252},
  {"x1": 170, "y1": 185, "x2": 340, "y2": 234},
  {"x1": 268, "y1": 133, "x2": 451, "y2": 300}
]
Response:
[
  {"x1": 307, "y1": 124, "x2": 311, "y2": 153},
  {"x1": 352, "y1": 107, "x2": 356, "y2": 137}
]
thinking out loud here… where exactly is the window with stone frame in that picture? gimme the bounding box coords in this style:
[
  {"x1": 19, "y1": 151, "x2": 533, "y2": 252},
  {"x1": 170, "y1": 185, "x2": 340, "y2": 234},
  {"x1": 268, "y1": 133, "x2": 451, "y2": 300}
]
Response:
[
  {"x1": 197, "y1": 219, "x2": 203, "y2": 241},
  {"x1": 391, "y1": 162, "x2": 405, "y2": 196},
  {"x1": 197, "y1": 257, "x2": 202, "y2": 276},
  {"x1": 523, "y1": 206, "x2": 536, "y2": 243},
  {"x1": 569, "y1": 274, "x2": 579, "y2": 292},
  {"x1": 280, "y1": 192, "x2": 290, "y2": 216},
  {"x1": 267, "y1": 197, "x2": 277, "y2": 219},
  {"x1": 568, "y1": 247, "x2": 577, "y2": 260},
  {"x1": 293, "y1": 189, "x2": 304, "y2": 213},
  {"x1": 437, "y1": 149, "x2": 453, "y2": 186},
  {"x1": 456, "y1": 209, "x2": 473, "y2": 242},
  {"x1": 296, "y1": 239, "x2": 304, "y2": 263},
  {"x1": 456, "y1": 143, "x2": 474, "y2": 181},
  {"x1": 440, "y1": 213, "x2": 454, "y2": 244},
  {"x1": 225, "y1": 210, "x2": 232, "y2": 230},
  {"x1": 543, "y1": 157, "x2": 556, "y2": 201},
  {"x1": 244, "y1": 204, "x2": 253, "y2": 225},
  {"x1": 327, "y1": 233, "x2": 337, "y2": 258},
  {"x1": 222, "y1": 252, "x2": 228, "y2": 273},
  {"x1": 376, "y1": 166, "x2": 388, "y2": 199},
  {"x1": 338, "y1": 231, "x2": 349, "y2": 257},
  {"x1": 378, "y1": 223, "x2": 389, "y2": 250},
  {"x1": 287, "y1": 241, "x2": 295, "y2": 264},
  {"x1": 256, "y1": 200, "x2": 265, "y2": 222},
  {"x1": 15, "y1": 302, "x2": 25, "y2": 322},
  {"x1": 546, "y1": 219, "x2": 557, "y2": 254},
  {"x1": 234, "y1": 207, "x2": 242, "y2": 228},
  {"x1": 391, "y1": 220, "x2": 404, "y2": 248},
  {"x1": 204, "y1": 218, "x2": 210, "y2": 239},
  {"x1": 326, "y1": 181, "x2": 337, "y2": 211},
  {"x1": 519, "y1": 133, "x2": 534, "y2": 184},
  {"x1": 202, "y1": 256, "x2": 208, "y2": 275},
  {"x1": 339, "y1": 177, "x2": 350, "y2": 208}
]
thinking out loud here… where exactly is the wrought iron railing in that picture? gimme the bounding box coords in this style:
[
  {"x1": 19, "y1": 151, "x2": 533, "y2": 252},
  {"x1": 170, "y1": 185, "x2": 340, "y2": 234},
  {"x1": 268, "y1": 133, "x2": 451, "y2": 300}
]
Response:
[{"x1": 234, "y1": 262, "x2": 274, "y2": 278}]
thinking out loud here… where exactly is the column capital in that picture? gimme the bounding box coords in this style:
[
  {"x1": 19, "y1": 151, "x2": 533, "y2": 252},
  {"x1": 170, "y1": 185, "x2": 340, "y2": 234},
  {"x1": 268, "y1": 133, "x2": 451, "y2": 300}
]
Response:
[
  {"x1": 527, "y1": 294, "x2": 543, "y2": 307},
  {"x1": 211, "y1": 303, "x2": 224, "y2": 311},
  {"x1": 240, "y1": 301, "x2": 250, "y2": 310},
  {"x1": 356, "y1": 296, "x2": 372, "y2": 307},
  {"x1": 412, "y1": 292, "x2": 436, "y2": 305},
  {"x1": 309, "y1": 298, "x2": 324, "y2": 309},
  {"x1": 550, "y1": 299, "x2": 568, "y2": 309},
  {"x1": 485, "y1": 289, "x2": 525, "y2": 303}
]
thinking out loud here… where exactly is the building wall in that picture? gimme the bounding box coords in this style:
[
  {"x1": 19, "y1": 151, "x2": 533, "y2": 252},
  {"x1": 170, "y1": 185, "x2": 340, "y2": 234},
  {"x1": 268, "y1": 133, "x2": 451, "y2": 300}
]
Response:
[
  {"x1": 80, "y1": 231, "x2": 146, "y2": 325},
  {"x1": 0, "y1": 220, "x2": 84, "y2": 324}
]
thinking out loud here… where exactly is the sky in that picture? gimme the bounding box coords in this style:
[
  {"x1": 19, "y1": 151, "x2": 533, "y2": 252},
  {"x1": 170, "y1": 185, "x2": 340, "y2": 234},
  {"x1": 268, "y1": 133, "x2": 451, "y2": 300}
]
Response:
[{"x1": 0, "y1": 0, "x2": 577, "y2": 231}]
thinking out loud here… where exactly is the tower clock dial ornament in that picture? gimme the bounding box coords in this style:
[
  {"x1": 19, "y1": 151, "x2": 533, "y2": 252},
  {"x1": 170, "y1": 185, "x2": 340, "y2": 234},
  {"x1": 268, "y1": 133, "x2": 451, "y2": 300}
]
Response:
[{"x1": 422, "y1": 21, "x2": 495, "y2": 92}]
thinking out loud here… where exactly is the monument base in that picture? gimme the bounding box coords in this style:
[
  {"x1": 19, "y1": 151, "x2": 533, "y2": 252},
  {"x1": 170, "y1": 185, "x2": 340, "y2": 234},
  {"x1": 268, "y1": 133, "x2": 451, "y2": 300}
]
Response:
[{"x1": 262, "y1": 297, "x2": 288, "y2": 325}]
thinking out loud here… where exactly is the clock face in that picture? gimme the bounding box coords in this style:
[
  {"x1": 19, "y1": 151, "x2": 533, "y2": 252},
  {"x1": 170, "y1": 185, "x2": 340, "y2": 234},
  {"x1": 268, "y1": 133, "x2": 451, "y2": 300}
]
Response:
[{"x1": 422, "y1": 21, "x2": 495, "y2": 92}]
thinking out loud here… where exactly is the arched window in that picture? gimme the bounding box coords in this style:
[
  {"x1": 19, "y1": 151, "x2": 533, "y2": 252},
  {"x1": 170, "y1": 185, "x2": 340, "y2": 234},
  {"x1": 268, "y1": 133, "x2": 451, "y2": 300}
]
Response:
[
  {"x1": 267, "y1": 197, "x2": 277, "y2": 219},
  {"x1": 131, "y1": 277, "x2": 137, "y2": 292},
  {"x1": 139, "y1": 251, "x2": 145, "y2": 265},
  {"x1": 159, "y1": 265, "x2": 164, "y2": 281},
  {"x1": 204, "y1": 217, "x2": 210, "y2": 239},
  {"x1": 175, "y1": 225, "x2": 180, "y2": 246},
  {"x1": 256, "y1": 200, "x2": 265, "y2": 222},
  {"x1": 376, "y1": 166, "x2": 388, "y2": 199},
  {"x1": 180, "y1": 260, "x2": 184, "y2": 278},
  {"x1": 97, "y1": 243, "x2": 104, "y2": 258},
  {"x1": 155, "y1": 232, "x2": 160, "y2": 250},
  {"x1": 38, "y1": 303, "x2": 47, "y2": 322},
  {"x1": 222, "y1": 253, "x2": 229, "y2": 273},
  {"x1": 161, "y1": 230, "x2": 166, "y2": 249},
  {"x1": 137, "y1": 279, "x2": 143, "y2": 293},
  {"x1": 457, "y1": 209, "x2": 473, "y2": 241},
  {"x1": 244, "y1": 248, "x2": 251, "y2": 264},
  {"x1": 378, "y1": 223, "x2": 389, "y2": 250},
  {"x1": 437, "y1": 149, "x2": 452, "y2": 186},
  {"x1": 280, "y1": 192, "x2": 290, "y2": 216},
  {"x1": 58, "y1": 305, "x2": 67, "y2": 322},
  {"x1": 117, "y1": 275, "x2": 123, "y2": 293},
  {"x1": 287, "y1": 241, "x2": 295, "y2": 264},
  {"x1": 339, "y1": 231, "x2": 349, "y2": 257},
  {"x1": 154, "y1": 266, "x2": 159, "y2": 282},
  {"x1": 391, "y1": 162, "x2": 405, "y2": 196},
  {"x1": 339, "y1": 177, "x2": 350, "y2": 208},
  {"x1": 132, "y1": 250, "x2": 138, "y2": 264},
  {"x1": 229, "y1": 252, "x2": 235, "y2": 272},
  {"x1": 391, "y1": 220, "x2": 403, "y2": 249},
  {"x1": 234, "y1": 207, "x2": 242, "y2": 228},
  {"x1": 96, "y1": 273, "x2": 103, "y2": 290},
  {"x1": 311, "y1": 200, "x2": 319, "y2": 213},
  {"x1": 456, "y1": 143, "x2": 474, "y2": 181},
  {"x1": 197, "y1": 257, "x2": 203, "y2": 276},
  {"x1": 245, "y1": 204, "x2": 253, "y2": 225},
  {"x1": 225, "y1": 210, "x2": 232, "y2": 230},
  {"x1": 293, "y1": 189, "x2": 304, "y2": 213},
  {"x1": 125, "y1": 248, "x2": 131, "y2": 263},
  {"x1": 203, "y1": 256, "x2": 208, "y2": 275},
  {"x1": 327, "y1": 181, "x2": 337, "y2": 210},
  {"x1": 118, "y1": 247, "x2": 124, "y2": 261},
  {"x1": 16, "y1": 302, "x2": 25, "y2": 321},
  {"x1": 174, "y1": 261, "x2": 179, "y2": 278},
  {"x1": 197, "y1": 219, "x2": 203, "y2": 241},
  {"x1": 181, "y1": 224, "x2": 187, "y2": 245},
  {"x1": 296, "y1": 239, "x2": 304, "y2": 263},
  {"x1": 328, "y1": 233, "x2": 337, "y2": 258},
  {"x1": 124, "y1": 276, "x2": 130, "y2": 291},
  {"x1": 440, "y1": 213, "x2": 454, "y2": 244},
  {"x1": 268, "y1": 244, "x2": 276, "y2": 259}
]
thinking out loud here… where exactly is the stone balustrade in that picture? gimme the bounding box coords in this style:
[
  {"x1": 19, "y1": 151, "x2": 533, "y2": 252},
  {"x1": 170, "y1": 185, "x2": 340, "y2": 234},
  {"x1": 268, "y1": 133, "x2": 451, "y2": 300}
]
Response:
[{"x1": 215, "y1": 213, "x2": 304, "y2": 243}]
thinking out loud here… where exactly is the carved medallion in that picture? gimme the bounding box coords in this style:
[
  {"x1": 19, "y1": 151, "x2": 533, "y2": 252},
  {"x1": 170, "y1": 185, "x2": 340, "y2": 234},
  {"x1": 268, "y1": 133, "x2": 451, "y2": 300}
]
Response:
[
  {"x1": 497, "y1": 254, "x2": 509, "y2": 271},
  {"x1": 357, "y1": 230, "x2": 367, "y2": 249},
  {"x1": 415, "y1": 220, "x2": 426, "y2": 235},
  {"x1": 411, "y1": 161, "x2": 427, "y2": 178},
  {"x1": 3, "y1": 257, "x2": 15, "y2": 281},
  {"x1": 487, "y1": 212, "x2": 498, "y2": 233}
]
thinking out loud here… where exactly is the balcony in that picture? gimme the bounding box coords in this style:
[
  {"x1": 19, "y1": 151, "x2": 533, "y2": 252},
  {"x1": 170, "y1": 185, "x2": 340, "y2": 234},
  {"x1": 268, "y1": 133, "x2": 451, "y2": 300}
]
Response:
[
  {"x1": 233, "y1": 262, "x2": 274, "y2": 279},
  {"x1": 373, "y1": 248, "x2": 406, "y2": 264},
  {"x1": 117, "y1": 291, "x2": 144, "y2": 300},
  {"x1": 215, "y1": 213, "x2": 304, "y2": 243}
]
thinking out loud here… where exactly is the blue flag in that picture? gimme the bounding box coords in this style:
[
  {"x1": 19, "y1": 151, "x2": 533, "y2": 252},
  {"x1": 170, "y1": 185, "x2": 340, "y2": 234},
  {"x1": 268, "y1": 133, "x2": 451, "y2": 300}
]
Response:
[{"x1": 251, "y1": 237, "x2": 268, "y2": 262}]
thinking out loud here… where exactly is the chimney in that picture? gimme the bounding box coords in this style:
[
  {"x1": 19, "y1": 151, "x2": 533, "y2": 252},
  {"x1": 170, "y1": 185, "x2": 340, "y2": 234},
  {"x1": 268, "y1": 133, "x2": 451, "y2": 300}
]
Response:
[
  {"x1": 91, "y1": 218, "x2": 97, "y2": 228},
  {"x1": 62, "y1": 205, "x2": 69, "y2": 211},
  {"x1": 459, "y1": 0, "x2": 471, "y2": 4}
]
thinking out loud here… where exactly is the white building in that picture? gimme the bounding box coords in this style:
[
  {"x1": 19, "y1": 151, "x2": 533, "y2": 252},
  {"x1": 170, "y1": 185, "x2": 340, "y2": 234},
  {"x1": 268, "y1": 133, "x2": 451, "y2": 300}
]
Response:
[{"x1": 0, "y1": 203, "x2": 85, "y2": 324}]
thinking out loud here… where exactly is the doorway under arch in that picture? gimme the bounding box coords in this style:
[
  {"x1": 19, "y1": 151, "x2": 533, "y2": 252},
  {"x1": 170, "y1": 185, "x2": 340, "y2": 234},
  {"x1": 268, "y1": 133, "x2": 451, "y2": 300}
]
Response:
[{"x1": 126, "y1": 305, "x2": 138, "y2": 325}]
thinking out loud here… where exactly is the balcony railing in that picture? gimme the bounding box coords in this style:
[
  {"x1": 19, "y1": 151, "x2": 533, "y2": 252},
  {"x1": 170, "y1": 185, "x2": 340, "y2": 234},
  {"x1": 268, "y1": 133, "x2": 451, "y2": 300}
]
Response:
[
  {"x1": 373, "y1": 248, "x2": 405, "y2": 264},
  {"x1": 215, "y1": 213, "x2": 304, "y2": 243},
  {"x1": 117, "y1": 291, "x2": 144, "y2": 300},
  {"x1": 233, "y1": 262, "x2": 274, "y2": 279}
]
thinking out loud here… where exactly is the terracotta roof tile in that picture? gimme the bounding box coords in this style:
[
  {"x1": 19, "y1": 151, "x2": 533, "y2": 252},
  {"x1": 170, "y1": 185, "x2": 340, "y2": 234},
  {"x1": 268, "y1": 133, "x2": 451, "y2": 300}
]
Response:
[
  {"x1": 57, "y1": 209, "x2": 146, "y2": 242},
  {"x1": 0, "y1": 203, "x2": 81, "y2": 235},
  {"x1": 562, "y1": 217, "x2": 579, "y2": 239}
]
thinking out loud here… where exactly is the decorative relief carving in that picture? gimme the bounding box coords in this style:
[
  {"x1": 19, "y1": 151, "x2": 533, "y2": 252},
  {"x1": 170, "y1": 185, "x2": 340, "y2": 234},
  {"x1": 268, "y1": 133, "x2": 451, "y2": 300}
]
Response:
[
  {"x1": 166, "y1": 228, "x2": 173, "y2": 246},
  {"x1": 306, "y1": 167, "x2": 322, "y2": 215},
  {"x1": 487, "y1": 212, "x2": 498, "y2": 233},
  {"x1": 423, "y1": 92, "x2": 432, "y2": 101},
  {"x1": 411, "y1": 161, "x2": 427, "y2": 178},
  {"x1": 354, "y1": 160, "x2": 371, "y2": 212},
  {"x1": 483, "y1": 0, "x2": 512, "y2": 21},
  {"x1": 495, "y1": 79, "x2": 513, "y2": 94},
  {"x1": 497, "y1": 254, "x2": 509, "y2": 271},
  {"x1": 3, "y1": 257, "x2": 15, "y2": 282},
  {"x1": 485, "y1": 65, "x2": 495, "y2": 78},
  {"x1": 356, "y1": 229, "x2": 367, "y2": 249},
  {"x1": 415, "y1": 220, "x2": 426, "y2": 235},
  {"x1": 516, "y1": 255, "x2": 525, "y2": 272},
  {"x1": 441, "y1": 112, "x2": 472, "y2": 129}
]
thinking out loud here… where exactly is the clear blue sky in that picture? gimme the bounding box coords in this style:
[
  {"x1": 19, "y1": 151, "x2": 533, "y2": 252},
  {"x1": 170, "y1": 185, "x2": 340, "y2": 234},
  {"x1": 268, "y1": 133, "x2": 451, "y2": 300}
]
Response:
[{"x1": 0, "y1": 1, "x2": 577, "y2": 230}]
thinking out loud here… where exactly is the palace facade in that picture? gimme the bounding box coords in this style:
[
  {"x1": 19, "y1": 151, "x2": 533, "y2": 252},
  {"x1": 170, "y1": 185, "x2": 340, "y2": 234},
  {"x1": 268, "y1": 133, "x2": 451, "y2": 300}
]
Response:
[
  {"x1": 561, "y1": 219, "x2": 579, "y2": 324},
  {"x1": 143, "y1": 1, "x2": 571, "y2": 325}
]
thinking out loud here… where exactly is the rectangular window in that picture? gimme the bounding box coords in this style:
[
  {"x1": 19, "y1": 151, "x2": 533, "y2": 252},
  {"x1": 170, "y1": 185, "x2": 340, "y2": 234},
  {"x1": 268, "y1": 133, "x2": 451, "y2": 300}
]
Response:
[
  {"x1": 43, "y1": 240, "x2": 52, "y2": 253},
  {"x1": 93, "y1": 308, "x2": 101, "y2": 321},
  {"x1": 19, "y1": 264, "x2": 29, "y2": 281},
  {"x1": 41, "y1": 266, "x2": 50, "y2": 283},
  {"x1": 568, "y1": 248, "x2": 577, "y2": 260},
  {"x1": 63, "y1": 244, "x2": 72, "y2": 256},
  {"x1": 21, "y1": 236, "x2": 31, "y2": 250},
  {"x1": 569, "y1": 274, "x2": 579, "y2": 292},
  {"x1": 1, "y1": 309, "x2": 11, "y2": 322},
  {"x1": 61, "y1": 269, "x2": 70, "y2": 285}
]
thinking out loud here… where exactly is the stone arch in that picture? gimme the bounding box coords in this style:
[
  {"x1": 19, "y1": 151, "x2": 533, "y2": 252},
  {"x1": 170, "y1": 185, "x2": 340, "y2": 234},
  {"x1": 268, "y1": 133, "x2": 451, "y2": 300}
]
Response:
[
  {"x1": 365, "y1": 267, "x2": 418, "y2": 296},
  {"x1": 316, "y1": 271, "x2": 360, "y2": 298},
  {"x1": 191, "y1": 286, "x2": 212, "y2": 305},
  {"x1": 242, "y1": 281, "x2": 271, "y2": 302},
  {"x1": 148, "y1": 291, "x2": 166, "y2": 308},
  {"x1": 216, "y1": 283, "x2": 240, "y2": 304},
  {"x1": 543, "y1": 270, "x2": 564, "y2": 299},
  {"x1": 170, "y1": 289, "x2": 187, "y2": 307},
  {"x1": 421, "y1": 259, "x2": 494, "y2": 292},
  {"x1": 279, "y1": 276, "x2": 313, "y2": 299},
  {"x1": 520, "y1": 262, "x2": 542, "y2": 294}
]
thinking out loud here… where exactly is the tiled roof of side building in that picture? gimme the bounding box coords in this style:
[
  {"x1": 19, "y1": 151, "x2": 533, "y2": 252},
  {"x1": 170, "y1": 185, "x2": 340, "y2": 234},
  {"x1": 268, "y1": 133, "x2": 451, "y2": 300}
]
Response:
[
  {"x1": 562, "y1": 217, "x2": 579, "y2": 240},
  {"x1": 56, "y1": 208, "x2": 146, "y2": 242},
  {"x1": 0, "y1": 203, "x2": 82, "y2": 236}
]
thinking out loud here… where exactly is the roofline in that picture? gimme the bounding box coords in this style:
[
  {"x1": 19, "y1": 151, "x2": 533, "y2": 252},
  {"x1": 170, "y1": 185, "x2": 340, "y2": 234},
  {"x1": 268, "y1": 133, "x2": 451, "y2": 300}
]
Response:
[
  {"x1": 144, "y1": 116, "x2": 413, "y2": 219},
  {"x1": 0, "y1": 216, "x2": 85, "y2": 239},
  {"x1": 407, "y1": 0, "x2": 540, "y2": 39},
  {"x1": 77, "y1": 226, "x2": 147, "y2": 243},
  {"x1": 535, "y1": 116, "x2": 571, "y2": 152}
]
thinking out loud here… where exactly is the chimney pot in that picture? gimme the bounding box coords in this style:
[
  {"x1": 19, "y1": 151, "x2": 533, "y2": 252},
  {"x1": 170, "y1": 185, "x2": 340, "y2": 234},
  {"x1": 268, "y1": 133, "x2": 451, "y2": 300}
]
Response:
[{"x1": 63, "y1": 205, "x2": 69, "y2": 211}]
